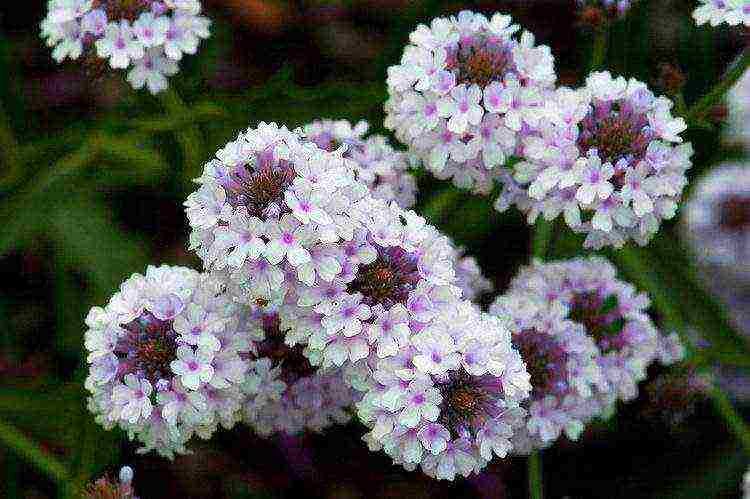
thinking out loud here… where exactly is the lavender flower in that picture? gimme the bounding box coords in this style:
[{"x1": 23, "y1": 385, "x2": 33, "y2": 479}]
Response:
[
  {"x1": 40, "y1": 0, "x2": 210, "y2": 93},
  {"x1": 84, "y1": 265, "x2": 250, "y2": 457},
  {"x1": 505, "y1": 257, "x2": 678, "y2": 420},
  {"x1": 500, "y1": 71, "x2": 692, "y2": 248},
  {"x1": 693, "y1": 0, "x2": 750, "y2": 27},
  {"x1": 303, "y1": 119, "x2": 418, "y2": 209},
  {"x1": 490, "y1": 293, "x2": 605, "y2": 453},
  {"x1": 356, "y1": 301, "x2": 531, "y2": 480},
  {"x1": 384, "y1": 10, "x2": 556, "y2": 194},
  {"x1": 240, "y1": 302, "x2": 357, "y2": 436}
]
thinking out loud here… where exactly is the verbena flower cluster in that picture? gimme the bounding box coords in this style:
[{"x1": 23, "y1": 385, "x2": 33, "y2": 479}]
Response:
[
  {"x1": 494, "y1": 256, "x2": 683, "y2": 449},
  {"x1": 693, "y1": 0, "x2": 750, "y2": 27},
  {"x1": 384, "y1": 10, "x2": 556, "y2": 195},
  {"x1": 500, "y1": 71, "x2": 692, "y2": 249},
  {"x1": 84, "y1": 265, "x2": 250, "y2": 457},
  {"x1": 682, "y1": 163, "x2": 750, "y2": 275},
  {"x1": 302, "y1": 119, "x2": 418, "y2": 209},
  {"x1": 490, "y1": 293, "x2": 605, "y2": 453},
  {"x1": 356, "y1": 301, "x2": 531, "y2": 480},
  {"x1": 41, "y1": 0, "x2": 210, "y2": 94},
  {"x1": 240, "y1": 300, "x2": 357, "y2": 436}
]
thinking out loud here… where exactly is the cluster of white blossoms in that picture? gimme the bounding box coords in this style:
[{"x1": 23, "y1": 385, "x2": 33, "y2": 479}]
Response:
[
  {"x1": 356, "y1": 301, "x2": 531, "y2": 480},
  {"x1": 500, "y1": 71, "x2": 692, "y2": 249},
  {"x1": 682, "y1": 163, "x2": 750, "y2": 279},
  {"x1": 502, "y1": 257, "x2": 683, "y2": 421},
  {"x1": 302, "y1": 119, "x2": 418, "y2": 209},
  {"x1": 490, "y1": 293, "x2": 605, "y2": 453},
  {"x1": 84, "y1": 265, "x2": 250, "y2": 458},
  {"x1": 725, "y1": 70, "x2": 750, "y2": 150},
  {"x1": 693, "y1": 0, "x2": 750, "y2": 27},
  {"x1": 384, "y1": 10, "x2": 556, "y2": 194},
  {"x1": 40, "y1": 0, "x2": 210, "y2": 94},
  {"x1": 239, "y1": 301, "x2": 357, "y2": 437}
]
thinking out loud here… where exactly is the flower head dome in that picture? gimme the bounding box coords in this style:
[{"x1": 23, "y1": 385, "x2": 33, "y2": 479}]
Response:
[
  {"x1": 84, "y1": 265, "x2": 250, "y2": 458},
  {"x1": 302, "y1": 119, "x2": 418, "y2": 209},
  {"x1": 384, "y1": 10, "x2": 556, "y2": 194},
  {"x1": 185, "y1": 122, "x2": 371, "y2": 305},
  {"x1": 505, "y1": 257, "x2": 677, "y2": 417},
  {"x1": 239, "y1": 301, "x2": 357, "y2": 436},
  {"x1": 356, "y1": 301, "x2": 531, "y2": 480},
  {"x1": 40, "y1": 0, "x2": 210, "y2": 94},
  {"x1": 490, "y1": 292, "x2": 605, "y2": 453},
  {"x1": 682, "y1": 163, "x2": 750, "y2": 281},
  {"x1": 500, "y1": 71, "x2": 692, "y2": 248},
  {"x1": 693, "y1": 0, "x2": 750, "y2": 27},
  {"x1": 288, "y1": 197, "x2": 462, "y2": 373}
]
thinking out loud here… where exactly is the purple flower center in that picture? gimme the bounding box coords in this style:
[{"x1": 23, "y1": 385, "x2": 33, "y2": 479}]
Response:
[
  {"x1": 436, "y1": 371, "x2": 504, "y2": 438},
  {"x1": 94, "y1": 0, "x2": 152, "y2": 22},
  {"x1": 117, "y1": 311, "x2": 178, "y2": 384},
  {"x1": 569, "y1": 291, "x2": 626, "y2": 353},
  {"x1": 513, "y1": 330, "x2": 570, "y2": 397},
  {"x1": 253, "y1": 312, "x2": 316, "y2": 384},
  {"x1": 224, "y1": 146, "x2": 296, "y2": 218},
  {"x1": 719, "y1": 195, "x2": 750, "y2": 232},
  {"x1": 446, "y1": 37, "x2": 514, "y2": 87},
  {"x1": 578, "y1": 100, "x2": 653, "y2": 187},
  {"x1": 347, "y1": 246, "x2": 420, "y2": 308}
]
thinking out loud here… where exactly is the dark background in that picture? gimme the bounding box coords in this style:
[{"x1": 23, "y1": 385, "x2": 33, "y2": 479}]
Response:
[{"x1": 0, "y1": 0, "x2": 748, "y2": 497}]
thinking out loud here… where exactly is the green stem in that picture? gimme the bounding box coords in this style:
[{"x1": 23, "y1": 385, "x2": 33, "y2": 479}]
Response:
[
  {"x1": 710, "y1": 386, "x2": 750, "y2": 455},
  {"x1": 528, "y1": 451, "x2": 543, "y2": 499},
  {"x1": 0, "y1": 417, "x2": 73, "y2": 495},
  {"x1": 531, "y1": 219, "x2": 553, "y2": 261},
  {"x1": 687, "y1": 48, "x2": 750, "y2": 123},
  {"x1": 590, "y1": 31, "x2": 608, "y2": 73},
  {"x1": 0, "y1": 100, "x2": 22, "y2": 188},
  {"x1": 157, "y1": 88, "x2": 204, "y2": 185}
]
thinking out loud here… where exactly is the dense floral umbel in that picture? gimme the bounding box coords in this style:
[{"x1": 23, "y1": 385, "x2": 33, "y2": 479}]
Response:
[
  {"x1": 725, "y1": 71, "x2": 750, "y2": 150},
  {"x1": 490, "y1": 293, "x2": 605, "y2": 453},
  {"x1": 240, "y1": 301, "x2": 357, "y2": 436},
  {"x1": 499, "y1": 71, "x2": 692, "y2": 248},
  {"x1": 693, "y1": 0, "x2": 750, "y2": 27},
  {"x1": 682, "y1": 163, "x2": 750, "y2": 278},
  {"x1": 384, "y1": 10, "x2": 556, "y2": 194},
  {"x1": 85, "y1": 466, "x2": 137, "y2": 499},
  {"x1": 302, "y1": 119, "x2": 418, "y2": 209},
  {"x1": 40, "y1": 0, "x2": 210, "y2": 93},
  {"x1": 185, "y1": 122, "x2": 372, "y2": 305},
  {"x1": 505, "y1": 257, "x2": 680, "y2": 419},
  {"x1": 287, "y1": 197, "x2": 462, "y2": 374},
  {"x1": 356, "y1": 301, "x2": 531, "y2": 480},
  {"x1": 84, "y1": 265, "x2": 250, "y2": 457}
]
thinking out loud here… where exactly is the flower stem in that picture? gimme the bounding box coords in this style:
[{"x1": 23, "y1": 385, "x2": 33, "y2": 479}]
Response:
[
  {"x1": 531, "y1": 219, "x2": 553, "y2": 261},
  {"x1": 528, "y1": 451, "x2": 544, "y2": 499},
  {"x1": 589, "y1": 31, "x2": 608, "y2": 73},
  {"x1": 709, "y1": 385, "x2": 750, "y2": 455},
  {"x1": 687, "y1": 48, "x2": 750, "y2": 123},
  {"x1": 156, "y1": 88, "x2": 204, "y2": 186},
  {"x1": 0, "y1": 100, "x2": 22, "y2": 188},
  {"x1": 0, "y1": 417, "x2": 74, "y2": 497}
]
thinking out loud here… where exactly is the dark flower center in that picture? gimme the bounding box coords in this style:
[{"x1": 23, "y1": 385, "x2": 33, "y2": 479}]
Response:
[
  {"x1": 228, "y1": 152, "x2": 296, "y2": 217},
  {"x1": 92, "y1": 0, "x2": 152, "y2": 22},
  {"x1": 577, "y1": 101, "x2": 652, "y2": 187},
  {"x1": 347, "y1": 246, "x2": 420, "y2": 308},
  {"x1": 447, "y1": 40, "x2": 513, "y2": 87},
  {"x1": 569, "y1": 292, "x2": 624, "y2": 353},
  {"x1": 254, "y1": 312, "x2": 315, "y2": 384},
  {"x1": 719, "y1": 195, "x2": 750, "y2": 231},
  {"x1": 119, "y1": 312, "x2": 178, "y2": 384},
  {"x1": 513, "y1": 330, "x2": 569, "y2": 397},
  {"x1": 437, "y1": 371, "x2": 502, "y2": 438}
]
